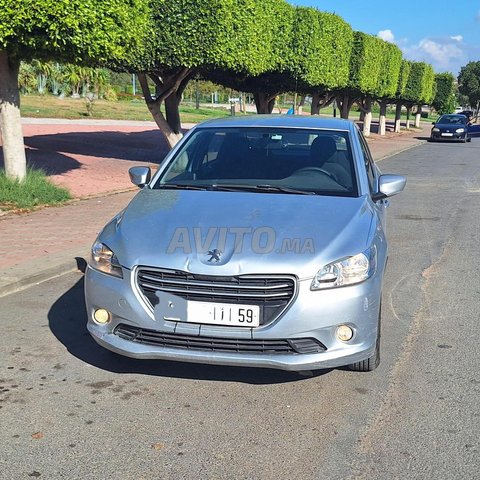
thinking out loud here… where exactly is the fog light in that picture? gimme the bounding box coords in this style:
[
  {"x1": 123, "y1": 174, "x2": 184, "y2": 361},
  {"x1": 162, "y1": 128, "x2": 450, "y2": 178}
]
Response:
[
  {"x1": 336, "y1": 325, "x2": 354, "y2": 342},
  {"x1": 94, "y1": 308, "x2": 111, "y2": 324}
]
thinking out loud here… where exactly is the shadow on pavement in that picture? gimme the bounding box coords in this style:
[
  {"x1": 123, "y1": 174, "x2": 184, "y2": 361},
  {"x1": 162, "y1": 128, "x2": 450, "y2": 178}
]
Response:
[
  {"x1": 24, "y1": 130, "x2": 170, "y2": 163},
  {"x1": 48, "y1": 276, "x2": 330, "y2": 384},
  {"x1": 0, "y1": 148, "x2": 82, "y2": 176}
]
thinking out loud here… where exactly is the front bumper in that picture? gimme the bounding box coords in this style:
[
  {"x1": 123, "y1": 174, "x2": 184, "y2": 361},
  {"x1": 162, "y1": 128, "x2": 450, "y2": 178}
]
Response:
[
  {"x1": 431, "y1": 131, "x2": 467, "y2": 141},
  {"x1": 84, "y1": 266, "x2": 382, "y2": 371}
]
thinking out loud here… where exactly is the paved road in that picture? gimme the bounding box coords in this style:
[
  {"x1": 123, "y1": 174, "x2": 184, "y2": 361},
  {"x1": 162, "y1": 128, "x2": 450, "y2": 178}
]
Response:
[{"x1": 1, "y1": 138, "x2": 479, "y2": 479}]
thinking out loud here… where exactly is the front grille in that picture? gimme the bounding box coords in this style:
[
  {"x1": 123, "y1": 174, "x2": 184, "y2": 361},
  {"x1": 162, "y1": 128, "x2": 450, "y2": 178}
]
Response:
[
  {"x1": 135, "y1": 267, "x2": 296, "y2": 325},
  {"x1": 115, "y1": 324, "x2": 326, "y2": 354}
]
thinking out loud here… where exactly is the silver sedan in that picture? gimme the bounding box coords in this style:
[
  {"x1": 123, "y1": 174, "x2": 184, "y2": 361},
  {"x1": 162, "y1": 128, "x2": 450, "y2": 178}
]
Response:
[{"x1": 85, "y1": 116, "x2": 406, "y2": 372}]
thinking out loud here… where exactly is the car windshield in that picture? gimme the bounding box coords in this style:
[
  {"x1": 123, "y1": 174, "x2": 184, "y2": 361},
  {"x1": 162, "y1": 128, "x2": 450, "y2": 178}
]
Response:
[
  {"x1": 438, "y1": 115, "x2": 466, "y2": 125},
  {"x1": 154, "y1": 127, "x2": 358, "y2": 197}
]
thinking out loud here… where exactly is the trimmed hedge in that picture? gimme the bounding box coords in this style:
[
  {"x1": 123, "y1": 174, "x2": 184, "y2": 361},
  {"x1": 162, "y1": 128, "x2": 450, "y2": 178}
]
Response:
[
  {"x1": 291, "y1": 7, "x2": 353, "y2": 90},
  {"x1": 403, "y1": 61, "x2": 436, "y2": 105},
  {"x1": 432, "y1": 73, "x2": 456, "y2": 114},
  {"x1": 377, "y1": 41, "x2": 402, "y2": 99}
]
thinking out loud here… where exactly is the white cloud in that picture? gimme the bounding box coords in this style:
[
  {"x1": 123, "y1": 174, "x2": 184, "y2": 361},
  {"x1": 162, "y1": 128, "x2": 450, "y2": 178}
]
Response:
[
  {"x1": 402, "y1": 37, "x2": 467, "y2": 72},
  {"x1": 377, "y1": 29, "x2": 395, "y2": 43},
  {"x1": 450, "y1": 35, "x2": 463, "y2": 42}
]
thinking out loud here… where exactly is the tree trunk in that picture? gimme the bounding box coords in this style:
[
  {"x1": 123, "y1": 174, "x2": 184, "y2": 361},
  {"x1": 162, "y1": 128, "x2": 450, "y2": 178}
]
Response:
[
  {"x1": 414, "y1": 104, "x2": 422, "y2": 128},
  {"x1": 254, "y1": 92, "x2": 276, "y2": 114},
  {"x1": 378, "y1": 100, "x2": 388, "y2": 136},
  {"x1": 311, "y1": 92, "x2": 321, "y2": 115},
  {"x1": 297, "y1": 95, "x2": 305, "y2": 115},
  {"x1": 137, "y1": 73, "x2": 183, "y2": 149},
  {"x1": 0, "y1": 51, "x2": 27, "y2": 181},
  {"x1": 145, "y1": 98, "x2": 182, "y2": 149},
  {"x1": 406, "y1": 105, "x2": 412, "y2": 129},
  {"x1": 310, "y1": 92, "x2": 335, "y2": 115},
  {"x1": 165, "y1": 94, "x2": 182, "y2": 135},
  {"x1": 394, "y1": 102, "x2": 402, "y2": 133},
  {"x1": 336, "y1": 94, "x2": 355, "y2": 120},
  {"x1": 138, "y1": 69, "x2": 193, "y2": 149},
  {"x1": 362, "y1": 97, "x2": 373, "y2": 137}
]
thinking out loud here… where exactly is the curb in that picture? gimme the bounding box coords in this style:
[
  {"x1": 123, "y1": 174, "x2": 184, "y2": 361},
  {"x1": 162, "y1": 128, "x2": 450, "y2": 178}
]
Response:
[
  {"x1": 0, "y1": 248, "x2": 89, "y2": 298},
  {"x1": 375, "y1": 138, "x2": 428, "y2": 162}
]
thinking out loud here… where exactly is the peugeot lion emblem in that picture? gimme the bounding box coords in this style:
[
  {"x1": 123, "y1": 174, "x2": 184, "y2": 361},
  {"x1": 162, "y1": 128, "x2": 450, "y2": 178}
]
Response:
[{"x1": 207, "y1": 249, "x2": 222, "y2": 262}]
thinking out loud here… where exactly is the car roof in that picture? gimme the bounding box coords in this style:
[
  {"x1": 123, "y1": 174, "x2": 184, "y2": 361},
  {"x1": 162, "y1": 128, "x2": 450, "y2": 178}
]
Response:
[
  {"x1": 196, "y1": 115, "x2": 354, "y2": 131},
  {"x1": 438, "y1": 114, "x2": 466, "y2": 120}
]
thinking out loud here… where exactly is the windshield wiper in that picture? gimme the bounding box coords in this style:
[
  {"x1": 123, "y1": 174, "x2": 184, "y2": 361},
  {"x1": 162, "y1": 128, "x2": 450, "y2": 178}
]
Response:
[
  {"x1": 210, "y1": 184, "x2": 316, "y2": 195},
  {"x1": 158, "y1": 184, "x2": 209, "y2": 191},
  {"x1": 255, "y1": 184, "x2": 317, "y2": 195}
]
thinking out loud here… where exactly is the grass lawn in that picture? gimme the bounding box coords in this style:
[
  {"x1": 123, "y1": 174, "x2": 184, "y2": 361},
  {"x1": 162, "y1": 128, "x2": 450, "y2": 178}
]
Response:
[
  {"x1": 20, "y1": 94, "x2": 437, "y2": 124},
  {"x1": 0, "y1": 168, "x2": 71, "y2": 211},
  {"x1": 20, "y1": 95, "x2": 231, "y2": 123}
]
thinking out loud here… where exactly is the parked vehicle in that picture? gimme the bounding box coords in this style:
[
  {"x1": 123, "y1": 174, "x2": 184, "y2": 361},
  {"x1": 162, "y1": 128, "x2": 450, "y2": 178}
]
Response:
[
  {"x1": 430, "y1": 114, "x2": 471, "y2": 142},
  {"x1": 85, "y1": 116, "x2": 406, "y2": 372}
]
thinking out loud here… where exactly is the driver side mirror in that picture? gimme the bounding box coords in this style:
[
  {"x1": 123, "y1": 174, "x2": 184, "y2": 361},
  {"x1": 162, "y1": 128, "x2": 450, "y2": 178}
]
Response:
[
  {"x1": 372, "y1": 174, "x2": 407, "y2": 202},
  {"x1": 129, "y1": 166, "x2": 151, "y2": 188}
]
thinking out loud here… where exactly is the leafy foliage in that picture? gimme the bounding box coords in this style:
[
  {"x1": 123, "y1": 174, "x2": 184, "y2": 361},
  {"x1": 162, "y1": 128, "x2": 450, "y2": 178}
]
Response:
[
  {"x1": 140, "y1": 0, "x2": 277, "y2": 75},
  {"x1": 0, "y1": 0, "x2": 151, "y2": 66},
  {"x1": 291, "y1": 7, "x2": 353, "y2": 90},
  {"x1": 432, "y1": 73, "x2": 456, "y2": 114},
  {"x1": 377, "y1": 42, "x2": 402, "y2": 99},
  {"x1": 347, "y1": 32, "x2": 385, "y2": 96},
  {"x1": 403, "y1": 62, "x2": 435, "y2": 105},
  {"x1": 395, "y1": 60, "x2": 412, "y2": 99},
  {"x1": 458, "y1": 61, "x2": 480, "y2": 108}
]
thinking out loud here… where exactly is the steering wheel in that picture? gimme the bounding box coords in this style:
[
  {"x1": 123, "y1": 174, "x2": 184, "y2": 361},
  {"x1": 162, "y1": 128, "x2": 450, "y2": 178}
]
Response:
[{"x1": 295, "y1": 167, "x2": 338, "y2": 182}]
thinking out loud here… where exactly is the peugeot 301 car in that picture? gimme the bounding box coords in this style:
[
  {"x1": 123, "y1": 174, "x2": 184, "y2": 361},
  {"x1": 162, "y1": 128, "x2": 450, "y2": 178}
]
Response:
[
  {"x1": 85, "y1": 116, "x2": 406, "y2": 372},
  {"x1": 430, "y1": 114, "x2": 471, "y2": 142}
]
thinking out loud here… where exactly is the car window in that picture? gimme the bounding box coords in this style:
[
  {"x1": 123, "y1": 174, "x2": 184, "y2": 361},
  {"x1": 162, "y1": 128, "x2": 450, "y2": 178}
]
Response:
[
  {"x1": 357, "y1": 131, "x2": 375, "y2": 192},
  {"x1": 155, "y1": 127, "x2": 359, "y2": 197},
  {"x1": 438, "y1": 115, "x2": 466, "y2": 125}
]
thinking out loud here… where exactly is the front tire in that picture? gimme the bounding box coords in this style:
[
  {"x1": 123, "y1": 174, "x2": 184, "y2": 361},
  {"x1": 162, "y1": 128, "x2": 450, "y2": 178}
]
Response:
[{"x1": 349, "y1": 305, "x2": 381, "y2": 372}]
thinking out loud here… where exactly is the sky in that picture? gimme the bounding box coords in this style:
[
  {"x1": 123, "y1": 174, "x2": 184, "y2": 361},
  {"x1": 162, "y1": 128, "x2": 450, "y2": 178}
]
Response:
[{"x1": 294, "y1": 0, "x2": 480, "y2": 75}]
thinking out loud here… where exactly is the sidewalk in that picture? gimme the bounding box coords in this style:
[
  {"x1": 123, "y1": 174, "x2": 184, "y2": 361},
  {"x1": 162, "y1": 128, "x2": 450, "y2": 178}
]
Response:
[{"x1": 0, "y1": 120, "x2": 430, "y2": 297}]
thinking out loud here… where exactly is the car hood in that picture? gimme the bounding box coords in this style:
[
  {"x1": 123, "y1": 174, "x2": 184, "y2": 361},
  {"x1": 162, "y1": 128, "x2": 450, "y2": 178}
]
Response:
[
  {"x1": 99, "y1": 189, "x2": 375, "y2": 279},
  {"x1": 434, "y1": 122, "x2": 466, "y2": 129}
]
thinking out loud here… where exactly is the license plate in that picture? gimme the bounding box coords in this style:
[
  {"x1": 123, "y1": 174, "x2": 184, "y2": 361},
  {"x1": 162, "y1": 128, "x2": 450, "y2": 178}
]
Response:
[
  {"x1": 441, "y1": 133, "x2": 453, "y2": 137},
  {"x1": 187, "y1": 301, "x2": 260, "y2": 327}
]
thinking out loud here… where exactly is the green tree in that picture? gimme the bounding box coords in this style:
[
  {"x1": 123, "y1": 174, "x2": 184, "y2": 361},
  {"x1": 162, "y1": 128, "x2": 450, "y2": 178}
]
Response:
[
  {"x1": 458, "y1": 61, "x2": 480, "y2": 116},
  {"x1": 130, "y1": 0, "x2": 283, "y2": 144},
  {"x1": 376, "y1": 42, "x2": 402, "y2": 135},
  {"x1": 293, "y1": 8, "x2": 353, "y2": 115},
  {"x1": 335, "y1": 32, "x2": 385, "y2": 136},
  {"x1": 432, "y1": 73, "x2": 456, "y2": 115},
  {"x1": 402, "y1": 61, "x2": 435, "y2": 127},
  {"x1": 0, "y1": 0, "x2": 150, "y2": 180},
  {"x1": 393, "y1": 60, "x2": 412, "y2": 132}
]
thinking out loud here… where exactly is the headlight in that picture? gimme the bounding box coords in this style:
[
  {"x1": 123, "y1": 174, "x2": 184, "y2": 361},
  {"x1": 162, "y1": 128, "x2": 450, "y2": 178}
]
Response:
[
  {"x1": 90, "y1": 241, "x2": 123, "y2": 278},
  {"x1": 311, "y1": 247, "x2": 376, "y2": 290},
  {"x1": 455, "y1": 128, "x2": 465, "y2": 133},
  {"x1": 432, "y1": 128, "x2": 440, "y2": 132}
]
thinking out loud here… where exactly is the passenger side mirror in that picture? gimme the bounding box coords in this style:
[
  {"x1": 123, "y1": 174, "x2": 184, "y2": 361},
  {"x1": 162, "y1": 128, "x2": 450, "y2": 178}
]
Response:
[
  {"x1": 129, "y1": 166, "x2": 151, "y2": 188},
  {"x1": 372, "y1": 174, "x2": 406, "y2": 201}
]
